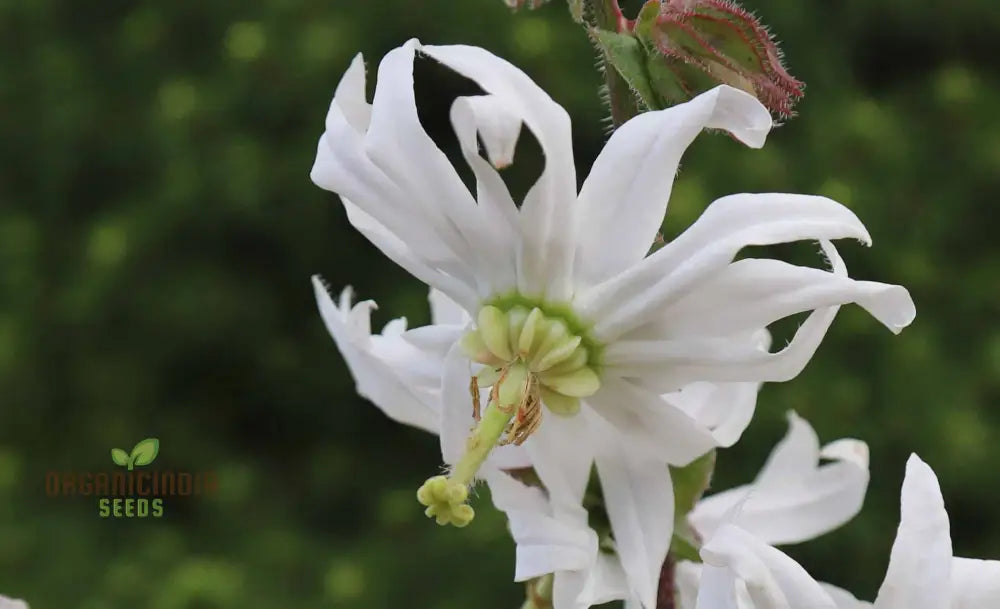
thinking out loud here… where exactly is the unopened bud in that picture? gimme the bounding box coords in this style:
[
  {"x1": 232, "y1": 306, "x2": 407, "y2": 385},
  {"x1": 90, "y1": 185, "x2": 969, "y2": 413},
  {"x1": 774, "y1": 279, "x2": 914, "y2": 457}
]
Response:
[
  {"x1": 504, "y1": 0, "x2": 550, "y2": 10},
  {"x1": 591, "y1": 0, "x2": 803, "y2": 119}
]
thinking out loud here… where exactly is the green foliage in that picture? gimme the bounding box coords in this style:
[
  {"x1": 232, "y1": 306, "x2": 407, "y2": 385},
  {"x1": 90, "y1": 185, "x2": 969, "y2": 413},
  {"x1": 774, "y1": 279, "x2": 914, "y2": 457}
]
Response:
[{"x1": 0, "y1": 0, "x2": 998, "y2": 606}]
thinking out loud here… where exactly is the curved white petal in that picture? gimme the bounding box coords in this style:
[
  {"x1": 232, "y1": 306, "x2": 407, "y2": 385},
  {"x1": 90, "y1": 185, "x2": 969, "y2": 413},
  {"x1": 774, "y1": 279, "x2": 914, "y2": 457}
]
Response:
[
  {"x1": 523, "y1": 411, "x2": 594, "y2": 508},
  {"x1": 579, "y1": 194, "x2": 873, "y2": 341},
  {"x1": 365, "y1": 41, "x2": 486, "y2": 272},
  {"x1": 449, "y1": 95, "x2": 521, "y2": 295},
  {"x1": 820, "y1": 584, "x2": 872, "y2": 609},
  {"x1": 602, "y1": 242, "x2": 896, "y2": 391},
  {"x1": 586, "y1": 378, "x2": 718, "y2": 466},
  {"x1": 422, "y1": 43, "x2": 578, "y2": 300},
  {"x1": 676, "y1": 561, "x2": 703, "y2": 609},
  {"x1": 654, "y1": 257, "x2": 915, "y2": 339},
  {"x1": 0, "y1": 597, "x2": 28, "y2": 609},
  {"x1": 698, "y1": 524, "x2": 838, "y2": 609},
  {"x1": 594, "y1": 435, "x2": 675, "y2": 609},
  {"x1": 873, "y1": 455, "x2": 952, "y2": 609},
  {"x1": 334, "y1": 53, "x2": 372, "y2": 132},
  {"x1": 484, "y1": 469, "x2": 594, "y2": 580},
  {"x1": 439, "y1": 341, "x2": 476, "y2": 465},
  {"x1": 575, "y1": 86, "x2": 771, "y2": 287},
  {"x1": 312, "y1": 277, "x2": 443, "y2": 433},
  {"x1": 343, "y1": 199, "x2": 479, "y2": 310},
  {"x1": 484, "y1": 469, "x2": 630, "y2": 609},
  {"x1": 429, "y1": 287, "x2": 470, "y2": 326},
  {"x1": 690, "y1": 412, "x2": 870, "y2": 546},
  {"x1": 951, "y1": 557, "x2": 1000, "y2": 608},
  {"x1": 664, "y1": 379, "x2": 761, "y2": 449},
  {"x1": 311, "y1": 42, "x2": 490, "y2": 305}
]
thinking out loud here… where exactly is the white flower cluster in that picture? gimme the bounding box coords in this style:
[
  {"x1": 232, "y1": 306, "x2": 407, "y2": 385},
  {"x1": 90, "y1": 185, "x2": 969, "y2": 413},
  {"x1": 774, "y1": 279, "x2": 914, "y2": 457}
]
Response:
[{"x1": 310, "y1": 40, "x2": 998, "y2": 609}]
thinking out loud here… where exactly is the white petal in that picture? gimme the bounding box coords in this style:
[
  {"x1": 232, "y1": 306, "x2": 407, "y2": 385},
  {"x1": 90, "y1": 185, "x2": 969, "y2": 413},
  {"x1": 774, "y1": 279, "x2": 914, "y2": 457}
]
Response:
[
  {"x1": 951, "y1": 557, "x2": 1000, "y2": 608},
  {"x1": 755, "y1": 411, "x2": 822, "y2": 485},
  {"x1": 365, "y1": 41, "x2": 488, "y2": 275},
  {"x1": 873, "y1": 455, "x2": 952, "y2": 609},
  {"x1": 0, "y1": 597, "x2": 28, "y2": 609},
  {"x1": 676, "y1": 561, "x2": 704, "y2": 609},
  {"x1": 422, "y1": 43, "x2": 578, "y2": 300},
  {"x1": 483, "y1": 469, "x2": 595, "y2": 580},
  {"x1": 604, "y1": 241, "x2": 894, "y2": 391},
  {"x1": 665, "y1": 379, "x2": 761, "y2": 449},
  {"x1": 579, "y1": 194, "x2": 873, "y2": 341},
  {"x1": 523, "y1": 411, "x2": 594, "y2": 508},
  {"x1": 312, "y1": 41, "x2": 493, "y2": 303},
  {"x1": 449, "y1": 95, "x2": 521, "y2": 295},
  {"x1": 820, "y1": 584, "x2": 873, "y2": 609},
  {"x1": 586, "y1": 378, "x2": 718, "y2": 466},
  {"x1": 312, "y1": 277, "x2": 441, "y2": 433},
  {"x1": 593, "y1": 420, "x2": 676, "y2": 609},
  {"x1": 439, "y1": 340, "x2": 475, "y2": 465},
  {"x1": 575, "y1": 86, "x2": 771, "y2": 287},
  {"x1": 343, "y1": 199, "x2": 479, "y2": 311},
  {"x1": 334, "y1": 53, "x2": 372, "y2": 131},
  {"x1": 312, "y1": 103, "x2": 479, "y2": 304},
  {"x1": 428, "y1": 287, "x2": 470, "y2": 326},
  {"x1": 699, "y1": 524, "x2": 838, "y2": 609},
  {"x1": 654, "y1": 257, "x2": 915, "y2": 339},
  {"x1": 691, "y1": 412, "x2": 870, "y2": 546},
  {"x1": 578, "y1": 554, "x2": 631, "y2": 608}
]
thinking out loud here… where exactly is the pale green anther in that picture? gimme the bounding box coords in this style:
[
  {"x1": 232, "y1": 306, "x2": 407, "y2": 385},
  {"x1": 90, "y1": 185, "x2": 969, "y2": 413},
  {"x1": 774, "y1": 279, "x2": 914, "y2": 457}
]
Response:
[
  {"x1": 517, "y1": 307, "x2": 545, "y2": 356},
  {"x1": 507, "y1": 306, "x2": 530, "y2": 354},
  {"x1": 540, "y1": 387, "x2": 581, "y2": 416},
  {"x1": 476, "y1": 366, "x2": 503, "y2": 387},
  {"x1": 478, "y1": 305, "x2": 513, "y2": 361},
  {"x1": 533, "y1": 334, "x2": 583, "y2": 372},
  {"x1": 460, "y1": 331, "x2": 499, "y2": 365},
  {"x1": 529, "y1": 319, "x2": 569, "y2": 368},
  {"x1": 538, "y1": 366, "x2": 601, "y2": 397},
  {"x1": 543, "y1": 345, "x2": 589, "y2": 376}
]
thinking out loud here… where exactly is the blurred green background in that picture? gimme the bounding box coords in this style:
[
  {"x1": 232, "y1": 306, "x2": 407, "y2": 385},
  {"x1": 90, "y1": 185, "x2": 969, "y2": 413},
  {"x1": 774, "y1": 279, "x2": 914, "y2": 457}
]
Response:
[{"x1": 1, "y1": 0, "x2": 998, "y2": 606}]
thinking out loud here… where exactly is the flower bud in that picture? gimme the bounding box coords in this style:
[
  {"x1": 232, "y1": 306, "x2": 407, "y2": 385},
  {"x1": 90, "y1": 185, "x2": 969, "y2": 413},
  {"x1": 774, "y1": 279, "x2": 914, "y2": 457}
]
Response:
[
  {"x1": 503, "y1": 0, "x2": 550, "y2": 10},
  {"x1": 591, "y1": 0, "x2": 803, "y2": 118}
]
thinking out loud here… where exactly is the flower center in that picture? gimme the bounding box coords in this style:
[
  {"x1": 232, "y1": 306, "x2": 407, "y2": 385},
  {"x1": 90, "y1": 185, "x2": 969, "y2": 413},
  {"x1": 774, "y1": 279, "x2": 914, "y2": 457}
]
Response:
[{"x1": 416, "y1": 303, "x2": 601, "y2": 527}]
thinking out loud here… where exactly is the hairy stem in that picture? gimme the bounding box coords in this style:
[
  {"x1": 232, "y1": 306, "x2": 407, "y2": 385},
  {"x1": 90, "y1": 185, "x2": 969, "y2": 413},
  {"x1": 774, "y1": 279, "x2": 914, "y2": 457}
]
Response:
[{"x1": 588, "y1": 0, "x2": 641, "y2": 127}]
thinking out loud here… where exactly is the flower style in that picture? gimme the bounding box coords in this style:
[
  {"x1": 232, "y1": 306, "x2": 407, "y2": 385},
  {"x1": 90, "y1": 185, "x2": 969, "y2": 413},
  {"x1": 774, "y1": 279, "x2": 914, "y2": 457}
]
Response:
[
  {"x1": 683, "y1": 455, "x2": 1000, "y2": 609},
  {"x1": 311, "y1": 38, "x2": 914, "y2": 607}
]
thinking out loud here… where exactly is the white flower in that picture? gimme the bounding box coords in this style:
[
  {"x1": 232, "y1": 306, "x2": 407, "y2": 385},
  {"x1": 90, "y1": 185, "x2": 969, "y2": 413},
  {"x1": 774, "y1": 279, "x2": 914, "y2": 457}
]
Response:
[
  {"x1": 690, "y1": 411, "x2": 870, "y2": 546},
  {"x1": 314, "y1": 281, "x2": 764, "y2": 609},
  {"x1": 311, "y1": 38, "x2": 914, "y2": 608},
  {"x1": 824, "y1": 455, "x2": 1000, "y2": 609},
  {"x1": 681, "y1": 455, "x2": 1000, "y2": 609},
  {"x1": 673, "y1": 413, "x2": 869, "y2": 609},
  {"x1": 0, "y1": 596, "x2": 28, "y2": 609}
]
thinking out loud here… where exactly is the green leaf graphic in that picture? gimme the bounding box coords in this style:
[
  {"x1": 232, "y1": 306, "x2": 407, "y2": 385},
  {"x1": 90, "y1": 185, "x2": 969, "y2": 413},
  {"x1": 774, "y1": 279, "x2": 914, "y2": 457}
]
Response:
[
  {"x1": 129, "y1": 438, "x2": 160, "y2": 468},
  {"x1": 111, "y1": 448, "x2": 130, "y2": 467}
]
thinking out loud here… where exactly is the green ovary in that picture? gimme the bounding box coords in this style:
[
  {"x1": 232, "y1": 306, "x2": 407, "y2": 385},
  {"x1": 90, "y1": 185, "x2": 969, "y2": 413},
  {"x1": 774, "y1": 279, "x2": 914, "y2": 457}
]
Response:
[{"x1": 416, "y1": 303, "x2": 603, "y2": 528}]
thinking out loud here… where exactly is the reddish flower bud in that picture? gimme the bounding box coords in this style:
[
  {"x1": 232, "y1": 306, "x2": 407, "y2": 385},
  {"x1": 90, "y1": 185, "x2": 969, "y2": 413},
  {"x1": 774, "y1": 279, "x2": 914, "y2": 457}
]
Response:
[{"x1": 592, "y1": 0, "x2": 804, "y2": 119}]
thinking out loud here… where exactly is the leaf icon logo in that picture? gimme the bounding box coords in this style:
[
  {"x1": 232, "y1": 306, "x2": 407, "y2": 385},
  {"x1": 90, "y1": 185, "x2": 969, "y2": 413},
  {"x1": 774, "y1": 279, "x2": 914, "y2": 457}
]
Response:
[{"x1": 110, "y1": 438, "x2": 160, "y2": 470}]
